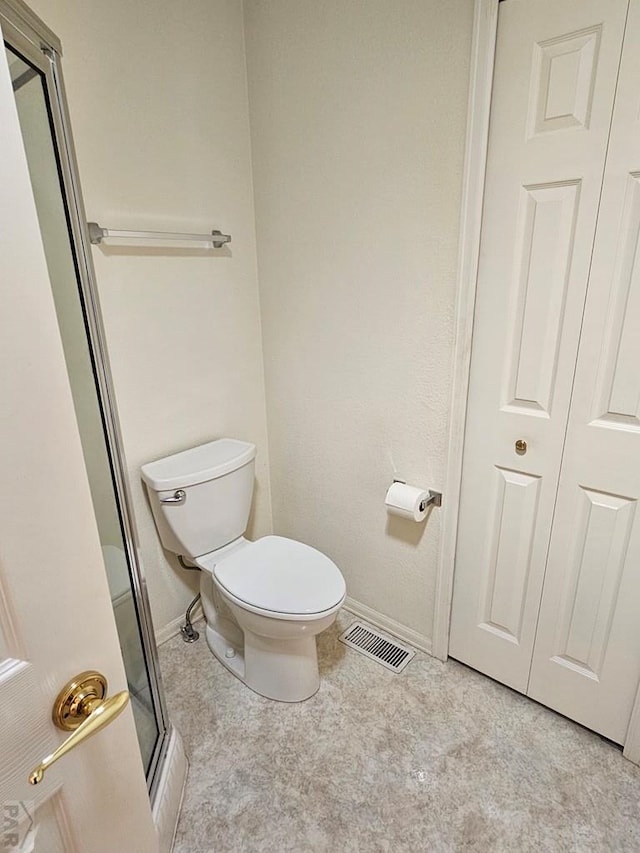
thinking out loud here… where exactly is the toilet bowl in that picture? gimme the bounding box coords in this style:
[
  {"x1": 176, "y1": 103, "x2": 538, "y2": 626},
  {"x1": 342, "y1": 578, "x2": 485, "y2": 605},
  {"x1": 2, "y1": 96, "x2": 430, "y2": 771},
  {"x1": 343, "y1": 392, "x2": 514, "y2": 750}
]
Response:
[
  {"x1": 198, "y1": 535, "x2": 345, "y2": 701},
  {"x1": 141, "y1": 439, "x2": 346, "y2": 702}
]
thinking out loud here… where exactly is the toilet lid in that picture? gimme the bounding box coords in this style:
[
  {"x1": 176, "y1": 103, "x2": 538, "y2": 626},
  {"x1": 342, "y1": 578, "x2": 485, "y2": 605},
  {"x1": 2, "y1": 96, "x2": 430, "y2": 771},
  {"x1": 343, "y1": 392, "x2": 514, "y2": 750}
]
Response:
[{"x1": 213, "y1": 536, "x2": 346, "y2": 615}]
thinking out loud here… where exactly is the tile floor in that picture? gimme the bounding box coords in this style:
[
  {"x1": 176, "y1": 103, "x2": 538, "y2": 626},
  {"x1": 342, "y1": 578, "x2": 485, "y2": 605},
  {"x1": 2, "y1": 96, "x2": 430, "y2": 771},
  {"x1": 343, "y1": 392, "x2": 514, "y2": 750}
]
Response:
[{"x1": 159, "y1": 611, "x2": 640, "y2": 852}]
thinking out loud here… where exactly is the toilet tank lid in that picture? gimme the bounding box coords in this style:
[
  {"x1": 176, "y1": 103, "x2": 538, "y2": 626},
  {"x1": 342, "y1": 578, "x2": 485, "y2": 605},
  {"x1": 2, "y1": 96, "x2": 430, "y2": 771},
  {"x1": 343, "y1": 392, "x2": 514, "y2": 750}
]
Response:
[{"x1": 141, "y1": 438, "x2": 256, "y2": 491}]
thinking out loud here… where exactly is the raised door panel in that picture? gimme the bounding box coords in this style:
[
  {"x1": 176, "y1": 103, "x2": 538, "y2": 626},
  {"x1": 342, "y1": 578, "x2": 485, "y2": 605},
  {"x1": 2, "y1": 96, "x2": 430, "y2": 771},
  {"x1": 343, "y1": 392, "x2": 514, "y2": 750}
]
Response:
[
  {"x1": 550, "y1": 488, "x2": 635, "y2": 678},
  {"x1": 503, "y1": 180, "x2": 580, "y2": 415},
  {"x1": 528, "y1": 25, "x2": 602, "y2": 137},
  {"x1": 529, "y1": 0, "x2": 640, "y2": 743},
  {"x1": 449, "y1": 0, "x2": 629, "y2": 691},
  {"x1": 478, "y1": 468, "x2": 542, "y2": 643},
  {"x1": 591, "y1": 172, "x2": 640, "y2": 429}
]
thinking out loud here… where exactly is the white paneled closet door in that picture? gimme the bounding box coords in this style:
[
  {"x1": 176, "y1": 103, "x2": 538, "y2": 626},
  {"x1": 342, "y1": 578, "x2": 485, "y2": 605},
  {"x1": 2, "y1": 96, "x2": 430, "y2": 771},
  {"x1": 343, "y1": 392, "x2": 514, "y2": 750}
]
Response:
[
  {"x1": 528, "y1": 0, "x2": 640, "y2": 744},
  {"x1": 450, "y1": 0, "x2": 640, "y2": 744},
  {"x1": 449, "y1": 0, "x2": 630, "y2": 692}
]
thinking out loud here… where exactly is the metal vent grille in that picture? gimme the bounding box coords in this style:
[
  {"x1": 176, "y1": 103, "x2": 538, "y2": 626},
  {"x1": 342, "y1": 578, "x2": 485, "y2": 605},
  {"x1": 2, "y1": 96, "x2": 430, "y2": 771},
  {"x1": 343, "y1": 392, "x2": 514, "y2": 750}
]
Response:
[{"x1": 339, "y1": 621, "x2": 416, "y2": 673}]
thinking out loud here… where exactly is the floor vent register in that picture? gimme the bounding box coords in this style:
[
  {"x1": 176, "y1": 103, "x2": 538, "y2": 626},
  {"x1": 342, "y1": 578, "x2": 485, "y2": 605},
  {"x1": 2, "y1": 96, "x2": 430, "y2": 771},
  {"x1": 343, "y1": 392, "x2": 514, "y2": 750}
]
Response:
[{"x1": 338, "y1": 621, "x2": 416, "y2": 673}]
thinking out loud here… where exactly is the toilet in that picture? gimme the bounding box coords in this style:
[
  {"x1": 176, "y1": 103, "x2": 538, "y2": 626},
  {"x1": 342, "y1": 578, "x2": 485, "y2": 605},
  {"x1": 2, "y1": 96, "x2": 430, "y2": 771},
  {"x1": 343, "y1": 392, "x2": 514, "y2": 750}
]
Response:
[{"x1": 141, "y1": 438, "x2": 346, "y2": 702}]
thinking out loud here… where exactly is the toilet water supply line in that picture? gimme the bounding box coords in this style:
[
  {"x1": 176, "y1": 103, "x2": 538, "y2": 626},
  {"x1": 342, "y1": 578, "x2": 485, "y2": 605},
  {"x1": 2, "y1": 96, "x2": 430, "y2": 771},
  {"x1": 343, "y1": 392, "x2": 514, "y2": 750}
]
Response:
[{"x1": 178, "y1": 555, "x2": 202, "y2": 643}]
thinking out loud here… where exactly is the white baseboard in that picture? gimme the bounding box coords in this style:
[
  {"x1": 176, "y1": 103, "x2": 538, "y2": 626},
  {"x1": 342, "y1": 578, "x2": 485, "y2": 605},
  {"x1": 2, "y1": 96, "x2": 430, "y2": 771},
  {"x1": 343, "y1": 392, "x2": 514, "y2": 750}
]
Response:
[
  {"x1": 343, "y1": 596, "x2": 433, "y2": 656},
  {"x1": 155, "y1": 605, "x2": 204, "y2": 647},
  {"x1": 156, "y1": 598, "x2": 432, "y2": 657},
  {"x1": 152, "y1": 725, "x2": 188, "y2": 853}
]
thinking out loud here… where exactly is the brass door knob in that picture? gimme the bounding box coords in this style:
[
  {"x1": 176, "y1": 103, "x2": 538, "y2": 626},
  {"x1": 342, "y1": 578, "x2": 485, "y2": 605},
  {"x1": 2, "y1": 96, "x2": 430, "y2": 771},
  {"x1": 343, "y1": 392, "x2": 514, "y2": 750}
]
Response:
[
  {"x1": 515, "y1": 439, "x2": 528, "y2": 454},
  {"x1": 29, "y1": 670, "x2": 129, "y2": 785}
]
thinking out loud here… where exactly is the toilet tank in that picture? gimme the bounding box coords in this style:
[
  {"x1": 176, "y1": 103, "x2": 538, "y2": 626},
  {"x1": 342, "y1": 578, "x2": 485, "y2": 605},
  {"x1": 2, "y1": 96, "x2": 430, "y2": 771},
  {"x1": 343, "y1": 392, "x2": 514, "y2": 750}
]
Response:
[{"x1": 141, "y1": 438, "x2": 256, "y2": 559}]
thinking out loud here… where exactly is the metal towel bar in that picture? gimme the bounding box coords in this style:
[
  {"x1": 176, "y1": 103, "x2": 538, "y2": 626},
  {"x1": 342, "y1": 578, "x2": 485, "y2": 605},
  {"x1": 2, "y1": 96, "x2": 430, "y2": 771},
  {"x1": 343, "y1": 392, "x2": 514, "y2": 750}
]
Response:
[{"x1": 87, "y1": 221, "x2": 231, "y2": 248}]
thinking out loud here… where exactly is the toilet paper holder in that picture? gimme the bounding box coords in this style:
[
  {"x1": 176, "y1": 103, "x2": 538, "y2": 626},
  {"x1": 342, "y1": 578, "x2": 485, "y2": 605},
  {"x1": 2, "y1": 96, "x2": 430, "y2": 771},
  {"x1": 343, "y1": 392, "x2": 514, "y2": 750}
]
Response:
[{"x1": 393, "y1": 478, "x2": 442, "y2": 510}]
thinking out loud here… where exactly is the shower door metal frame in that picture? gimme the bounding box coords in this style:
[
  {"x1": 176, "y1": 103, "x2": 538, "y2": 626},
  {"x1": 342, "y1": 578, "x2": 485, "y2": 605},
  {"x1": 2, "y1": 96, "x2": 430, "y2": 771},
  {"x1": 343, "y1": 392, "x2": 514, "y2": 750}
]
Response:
[{"x1": 0, "y1": 0, "x2": 172, "y2": 798}]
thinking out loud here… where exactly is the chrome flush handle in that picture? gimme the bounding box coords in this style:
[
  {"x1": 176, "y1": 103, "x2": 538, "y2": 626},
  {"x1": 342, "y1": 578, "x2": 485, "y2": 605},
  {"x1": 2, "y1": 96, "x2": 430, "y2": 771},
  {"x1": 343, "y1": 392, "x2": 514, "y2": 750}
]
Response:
[{"x1": 160, "y1": 489, "x2": 186, "y2": 505}]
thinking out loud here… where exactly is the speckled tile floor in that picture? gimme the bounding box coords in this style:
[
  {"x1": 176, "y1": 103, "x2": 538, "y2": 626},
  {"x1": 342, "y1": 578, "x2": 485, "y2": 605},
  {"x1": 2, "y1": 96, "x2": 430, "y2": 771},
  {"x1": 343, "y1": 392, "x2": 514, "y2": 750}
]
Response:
[{"x1": 159, "y1": 610, "x2": 640, "y2": 852}]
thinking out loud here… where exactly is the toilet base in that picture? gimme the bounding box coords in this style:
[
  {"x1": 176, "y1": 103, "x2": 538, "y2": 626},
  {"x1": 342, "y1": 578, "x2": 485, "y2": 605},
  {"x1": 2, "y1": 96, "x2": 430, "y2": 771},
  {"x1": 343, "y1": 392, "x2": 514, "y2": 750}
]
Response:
[
  {"x1": 205, "y1": 623, "x2": 246, "y2": 683},
  {"x1": 205, "y1": 622, "x2": 321, "y2": 702}
]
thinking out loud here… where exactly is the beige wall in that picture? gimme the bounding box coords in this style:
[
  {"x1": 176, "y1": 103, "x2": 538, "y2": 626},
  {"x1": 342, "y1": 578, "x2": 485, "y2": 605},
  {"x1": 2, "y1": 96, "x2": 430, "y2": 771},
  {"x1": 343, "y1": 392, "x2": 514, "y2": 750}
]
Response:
[
  {"x1": 30, "y1": 0, "x2": 273, "y2": 634},
  {"x1": 25, "y1": 0, "x2": 473, "y2": 648},
  {"x1": 245, "y1": 0, "x2": 473, "y2": 645}
]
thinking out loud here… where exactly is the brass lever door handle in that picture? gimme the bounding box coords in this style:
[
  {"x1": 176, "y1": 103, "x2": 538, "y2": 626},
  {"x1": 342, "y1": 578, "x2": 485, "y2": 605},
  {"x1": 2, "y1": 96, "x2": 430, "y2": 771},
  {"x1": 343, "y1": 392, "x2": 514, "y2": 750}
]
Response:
[{"x1": 29, "y1": 670, "x2": 129, "y2": 785}]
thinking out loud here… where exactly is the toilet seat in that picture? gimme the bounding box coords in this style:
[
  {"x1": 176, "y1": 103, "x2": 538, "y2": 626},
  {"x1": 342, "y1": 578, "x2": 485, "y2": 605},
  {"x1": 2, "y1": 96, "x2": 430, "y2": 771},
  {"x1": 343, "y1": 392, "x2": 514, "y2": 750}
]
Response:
[{"x1": 211, "y1": 535, "x2": 346, "y2": 618}]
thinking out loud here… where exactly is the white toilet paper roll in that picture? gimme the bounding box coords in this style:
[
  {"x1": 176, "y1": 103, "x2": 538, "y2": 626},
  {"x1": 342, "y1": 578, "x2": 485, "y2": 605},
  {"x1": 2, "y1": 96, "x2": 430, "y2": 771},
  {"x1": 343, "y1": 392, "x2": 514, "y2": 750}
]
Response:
[{"x1": 385, "y1": 482, "x2": 429, "y2": 522}]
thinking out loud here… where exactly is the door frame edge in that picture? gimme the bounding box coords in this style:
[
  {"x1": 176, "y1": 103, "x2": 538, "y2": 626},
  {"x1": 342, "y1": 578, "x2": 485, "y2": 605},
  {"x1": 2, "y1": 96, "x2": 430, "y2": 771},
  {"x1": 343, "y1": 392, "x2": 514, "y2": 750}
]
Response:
[
  {"x1": 623, "y1": 683, "x2": 640, "y2": 764},
  {"x1": 432, "y1": 0, "x2": 499, "y2": 662}
]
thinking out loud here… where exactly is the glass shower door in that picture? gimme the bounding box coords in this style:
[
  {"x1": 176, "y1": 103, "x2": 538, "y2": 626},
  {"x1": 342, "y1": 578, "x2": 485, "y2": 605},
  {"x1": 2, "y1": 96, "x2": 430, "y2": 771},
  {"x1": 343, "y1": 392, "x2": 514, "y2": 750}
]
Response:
[{"x1": 5, "y1": 37, "x2": 167, "y2": 784}]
